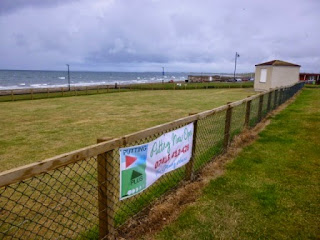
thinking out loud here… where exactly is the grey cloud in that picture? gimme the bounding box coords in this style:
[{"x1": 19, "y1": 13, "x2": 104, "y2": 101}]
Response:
[
  {"x1": 0, "y1": 0, "x2": 319, "y2": 72},
  {"x1": 0, "y1": 0, "x2": 80, "y2": 15}
]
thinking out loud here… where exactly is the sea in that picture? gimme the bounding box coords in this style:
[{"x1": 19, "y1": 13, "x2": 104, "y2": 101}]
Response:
[{"x1": 0, "y1": 70, "x2": 224, "y2": 90}]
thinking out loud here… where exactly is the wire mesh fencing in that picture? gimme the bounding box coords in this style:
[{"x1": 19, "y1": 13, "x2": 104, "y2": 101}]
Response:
[{"x1": 0, "y1": 82, "x2": 304, "y2": 239}]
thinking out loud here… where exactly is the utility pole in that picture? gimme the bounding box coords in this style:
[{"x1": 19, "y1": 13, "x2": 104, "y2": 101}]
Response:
[
  {"x1": 234, "y1": 52, "x2": 240, "y2": 80},
  {"x1": 66, "y1": 64, "x2": 70, "y2": 91},
  {"x1": 162, "y1": 67, "x2": 165, "y2": 84}
]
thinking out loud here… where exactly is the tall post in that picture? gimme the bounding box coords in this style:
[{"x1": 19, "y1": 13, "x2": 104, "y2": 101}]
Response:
[
  {"x1": 66, "y1": 64, "x2": 70, "y2": 91},
  {"x1": 233, "y1": 52, "x2": 240, "y2": 80},
  {"x1": 186, "y1": 115, "x2": 198, "y2": 181},
  {"x1": 97, "y1": 137, "x2": 115, "y2": 240},
  {"x1": 258, "y1": 95, "x2": 264, "y2": 122},
  {"x1": 244, "y1": 99, "x2": 252, "y2": 128},
  {"x1": 224, "y1": 104, "x2": 233, "y2": 151}
]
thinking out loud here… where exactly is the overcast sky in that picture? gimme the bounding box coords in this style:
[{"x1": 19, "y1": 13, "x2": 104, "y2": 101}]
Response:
[{"x1": 0, "y1": 0, "x2": 319, "y2": 72}]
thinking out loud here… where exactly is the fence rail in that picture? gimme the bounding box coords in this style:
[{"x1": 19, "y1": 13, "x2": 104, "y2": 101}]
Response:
[{"x1": 0, "y1": 82, "x2": 304, "y2": 239}]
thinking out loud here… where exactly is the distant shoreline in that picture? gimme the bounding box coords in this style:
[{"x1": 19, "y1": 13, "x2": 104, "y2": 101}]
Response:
[{"x1": 0, "y1": 81, "x2": 185, "y2": 96}]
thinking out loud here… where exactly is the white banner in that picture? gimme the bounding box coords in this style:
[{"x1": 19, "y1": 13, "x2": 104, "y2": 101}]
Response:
[{"x1": 119, "y1": 123, "x2": 194, "y2": 200}]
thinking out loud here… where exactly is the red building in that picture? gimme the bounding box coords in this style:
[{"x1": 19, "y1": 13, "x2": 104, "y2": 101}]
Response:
[{"x1": 299, "y1": 73, "x2": 320, "y2": 84}]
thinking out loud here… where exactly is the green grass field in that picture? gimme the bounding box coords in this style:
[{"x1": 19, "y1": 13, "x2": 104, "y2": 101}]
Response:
[
  {"x1": 0, "y1": 88, "x2": 255, "y2": 171},
  {"x1": 155, "y1": 88, "x2": 320, "y2": 240}
]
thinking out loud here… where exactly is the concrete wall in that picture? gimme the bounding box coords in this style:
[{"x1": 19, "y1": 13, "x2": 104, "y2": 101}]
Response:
[
  {"x1": 254, "y1": 65, "x2": 300, "y2": 91},
  {"x1": 254, "y1": 66, "x2": 273, "y2": 91},
  {"x1": 270, "y1": 66, "x2": 300, "y2": 88}
]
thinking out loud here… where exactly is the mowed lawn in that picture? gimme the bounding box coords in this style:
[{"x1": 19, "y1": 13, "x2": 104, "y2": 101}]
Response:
[
  {"x1": 155, "y1": 88, "x2": 320, "y2": 240},
  {"x1": 0, "y1": 88, "x2": 255, "y2": 171}
]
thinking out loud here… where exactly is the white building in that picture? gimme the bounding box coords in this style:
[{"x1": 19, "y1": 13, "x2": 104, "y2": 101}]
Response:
[{"x1": 254, "y1": 60, "x2": 300, "y2": 91}]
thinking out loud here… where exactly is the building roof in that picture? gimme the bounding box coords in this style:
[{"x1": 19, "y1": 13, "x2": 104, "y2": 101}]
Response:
[{"x1": 255, "y1": 60, "x2": 300, "y2": 67}]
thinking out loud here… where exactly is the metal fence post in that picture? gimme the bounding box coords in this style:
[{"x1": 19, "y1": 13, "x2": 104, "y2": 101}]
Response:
[
  {"x1": 244, "y1": 99, "x2": 251, "y2": 128},
  {"x1": 267, "y1": 91, "x2": 272, "y2": 113},
  {"x1": 223, "y1": 104, "x2": 232, "y2": 151},
  {"x1": 257, "y1": 95, "x2": 264, "y2": 122},
  {"x1": 186, "y1": 115, "x2": 198, "y2": 181},
  {"x1": 97, "y1": 137, "x2": 115, "y2": 240}
]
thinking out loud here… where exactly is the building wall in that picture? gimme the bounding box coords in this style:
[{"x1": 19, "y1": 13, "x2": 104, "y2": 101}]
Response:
[
  {"x1": 254, "y1": 66, "x2": 273, "y2": 91},
  {"x1": 270, "y1": 66, "x2": 300, "y2": 89}
]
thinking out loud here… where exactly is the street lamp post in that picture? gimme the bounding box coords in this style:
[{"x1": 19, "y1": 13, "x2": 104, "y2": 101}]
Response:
[
  {"x1": 162, "y1": 67, "x2": 165, "y2": 84},
  {"x1": 233, "y1": 52, "x2": 240, "y2": 81},
  {"x1": 66, "y1": 64, "x2": 70, "y2": 91}
]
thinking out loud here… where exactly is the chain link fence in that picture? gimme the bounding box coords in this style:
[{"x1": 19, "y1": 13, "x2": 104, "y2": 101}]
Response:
[{"x1": 0, "y1": 82, "x2": 304, "y2": 239}]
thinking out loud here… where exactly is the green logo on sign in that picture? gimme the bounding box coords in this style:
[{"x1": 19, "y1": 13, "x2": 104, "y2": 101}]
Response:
[{"x1": 120, "y1": 144, "x2": 148, "y2": 199}]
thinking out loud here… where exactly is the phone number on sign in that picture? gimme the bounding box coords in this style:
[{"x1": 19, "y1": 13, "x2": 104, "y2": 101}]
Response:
[{"x1": 154, "y1": 144, "x2": 190, "y2": 169}]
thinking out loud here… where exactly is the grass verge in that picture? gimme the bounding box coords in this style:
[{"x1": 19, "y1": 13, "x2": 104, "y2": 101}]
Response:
[
  {"x1": 155, "y1": 88, "x2": 320, "y2": 240},
  {"x1": 0, "y1": 88, "x2": 255, "y2": 171}
]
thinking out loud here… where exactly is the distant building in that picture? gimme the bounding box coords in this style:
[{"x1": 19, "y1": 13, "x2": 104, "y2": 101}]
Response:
[
  {"x1": 299, "y1": 73, "x2": 320, "y2": 84},
  {"x1": 188, "y1": 75, "x2": 227, "y2": 82},
  {"x1": 254, "y1": 60, "x2": 300, "y2": 91}
]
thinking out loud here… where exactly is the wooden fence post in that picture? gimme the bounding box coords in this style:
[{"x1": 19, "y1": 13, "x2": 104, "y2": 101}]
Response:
[
  {"x1": 274, "y1": 89, "x2": 278, "y2": 108},
  {"x1": 186, "y1": 114, "x2": 198, "y2": 181},
  {"x1": 86, "y1": 87, "x2": 88, "y2": 95},
  {"x1": 278, "y1": 89, "x2": 282, "y2": 105},
  {"x1": 107, "y1": 85, "x2": 109, "y2": 93},
  {"x1": 267, "y1": 91, "x2": 272, "y2": 112},
  {"x1": 257, "y1": 95, "x2": 264, "y2": 122},
  {"x1": 97, "y1": 137, "x2": 115, "y2": 240},
  {"x1": 223, "y1": 104, "x2": 232, "y2": 151},
  {"x1": 47, "y1": 88, "x2": 49, "y2": 98},
  {"x1": 244, "y1": 99, "x2": 251, "y2": 128},
  {"x1": 31, "y1": 89, "x2": 34, "y2": 100},
  {"x1": 11, "y1": 90, "x2": 14, "y2": 101},
  {"x1": 61, "y1": 87, "x2": 64, "y2": 96}
]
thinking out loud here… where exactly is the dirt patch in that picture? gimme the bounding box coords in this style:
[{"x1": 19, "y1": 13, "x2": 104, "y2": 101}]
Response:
[{"x1": 115, "y1": 93, "x2": 300, "y2": 240}]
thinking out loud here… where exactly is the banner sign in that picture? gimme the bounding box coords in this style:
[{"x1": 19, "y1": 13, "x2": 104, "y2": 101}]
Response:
[{"x1": 120, "y1": 123, "x2": 194, "y2": 200}]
